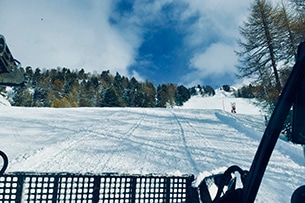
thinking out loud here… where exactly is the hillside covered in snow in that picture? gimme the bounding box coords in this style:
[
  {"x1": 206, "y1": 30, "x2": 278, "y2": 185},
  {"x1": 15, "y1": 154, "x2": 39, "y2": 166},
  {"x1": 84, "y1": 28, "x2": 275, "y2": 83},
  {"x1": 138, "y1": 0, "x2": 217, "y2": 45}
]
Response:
[
  {"x1": 180, "y1": 88, "x2": 263, "y2": 115},
  {"x1": 0, "y1": 90, "x2": 304, "y2": 202}
]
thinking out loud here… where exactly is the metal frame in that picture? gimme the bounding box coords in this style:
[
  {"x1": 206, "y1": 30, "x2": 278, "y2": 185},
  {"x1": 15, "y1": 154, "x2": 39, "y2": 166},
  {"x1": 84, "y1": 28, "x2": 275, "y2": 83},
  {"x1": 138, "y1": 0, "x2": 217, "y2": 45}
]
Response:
[
  {"x1": 0, "y1": 34, "x2": 24, "y2": 86},
  {"x1": 242, "y1": 42, "x2": 305, "y2": 202},
  {"x1": 0, "y1": 172, "x2": 194, "y2": 203}
]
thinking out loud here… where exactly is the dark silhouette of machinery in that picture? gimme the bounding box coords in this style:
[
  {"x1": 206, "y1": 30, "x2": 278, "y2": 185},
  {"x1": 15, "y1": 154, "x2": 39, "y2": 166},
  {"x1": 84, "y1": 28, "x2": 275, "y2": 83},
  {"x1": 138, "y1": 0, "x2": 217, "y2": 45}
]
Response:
[{"x1": 0, "y1": 34, "x2": 24, "y2": 86}]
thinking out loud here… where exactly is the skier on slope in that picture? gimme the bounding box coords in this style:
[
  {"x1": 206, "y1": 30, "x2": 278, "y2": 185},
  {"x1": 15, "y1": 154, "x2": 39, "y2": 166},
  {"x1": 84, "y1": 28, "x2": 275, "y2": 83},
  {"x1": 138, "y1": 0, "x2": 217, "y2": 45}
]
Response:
[{"x1": 231, "y1": 102, "x2": 236, "y2": 113}]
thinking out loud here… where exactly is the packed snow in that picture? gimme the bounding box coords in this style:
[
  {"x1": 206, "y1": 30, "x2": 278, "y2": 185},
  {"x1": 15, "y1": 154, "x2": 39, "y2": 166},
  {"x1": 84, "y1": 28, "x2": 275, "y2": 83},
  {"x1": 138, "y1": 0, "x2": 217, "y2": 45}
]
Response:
[{"x1": 0, "y1": 90, "x2": 305, "y2": 202}]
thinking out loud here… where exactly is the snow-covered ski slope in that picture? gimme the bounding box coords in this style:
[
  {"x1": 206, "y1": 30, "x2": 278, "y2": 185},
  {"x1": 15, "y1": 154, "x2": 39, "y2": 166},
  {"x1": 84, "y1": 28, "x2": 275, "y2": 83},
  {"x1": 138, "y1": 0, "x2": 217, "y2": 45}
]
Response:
[
  {"x1": 1, "y1": 90, "x2": 305, "y2": 202},
  {"x1": 181, "y1": 89, "x2": 262, "y2": 115}
]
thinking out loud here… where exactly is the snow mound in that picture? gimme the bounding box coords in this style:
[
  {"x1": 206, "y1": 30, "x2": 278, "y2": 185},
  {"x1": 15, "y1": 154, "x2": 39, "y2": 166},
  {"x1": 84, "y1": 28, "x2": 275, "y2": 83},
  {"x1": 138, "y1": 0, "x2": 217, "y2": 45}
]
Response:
[{"x1": 0, "y1": 94, "x2": 11, "y2": 106}]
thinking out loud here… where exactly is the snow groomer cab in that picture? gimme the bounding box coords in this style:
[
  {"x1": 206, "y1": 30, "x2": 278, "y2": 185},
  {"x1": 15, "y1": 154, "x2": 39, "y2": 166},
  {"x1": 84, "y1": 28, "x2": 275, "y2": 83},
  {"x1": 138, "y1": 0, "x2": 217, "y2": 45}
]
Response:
[{"x1": 0, "y1": 34, "x2": 305, "y2": 202}]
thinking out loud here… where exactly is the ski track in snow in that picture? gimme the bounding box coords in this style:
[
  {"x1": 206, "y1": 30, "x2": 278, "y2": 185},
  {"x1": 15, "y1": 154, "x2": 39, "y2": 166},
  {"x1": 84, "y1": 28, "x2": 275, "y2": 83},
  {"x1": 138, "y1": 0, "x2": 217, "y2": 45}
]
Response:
[
  {"x1": 1, "y1": 106, "x2": 305, "y2": 202},
  {"x1": 97, "y1": 110, "x2": 145, "y2": 171},
  {"x1": 171, "y1": 110, "x2": 200, "y2": 174}
]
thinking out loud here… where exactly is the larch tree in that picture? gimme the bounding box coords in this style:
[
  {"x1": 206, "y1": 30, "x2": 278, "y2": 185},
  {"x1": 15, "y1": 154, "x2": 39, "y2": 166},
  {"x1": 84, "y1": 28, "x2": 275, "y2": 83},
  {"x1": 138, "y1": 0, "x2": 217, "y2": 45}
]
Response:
[
  {"x1": 275, "y1": 2, "x2": 298, "y2": 63},
  {"x1": 289, "y1": 0, "x2": 305, "y2": 44},
  {"x1": 289, "y1": 0, "x2": 305, "y2": 16},
  {"x1": 236, "y1": 0, "x2": 284, "y2": 102}
]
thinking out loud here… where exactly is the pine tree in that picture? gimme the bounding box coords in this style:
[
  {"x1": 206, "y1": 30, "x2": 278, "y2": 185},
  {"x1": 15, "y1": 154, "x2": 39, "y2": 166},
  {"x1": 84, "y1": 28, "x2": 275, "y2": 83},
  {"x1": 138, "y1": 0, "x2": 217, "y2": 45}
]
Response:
[
  {"x1": 156, "y1": 84, "x2": 168, "y2": 108},
  {"x1": 204, "y1": 85, "x2": 215, "y2": 96},
  {"x1": 142, "y1": 81, "x2": 156, "y2": 107},
  {"x1": 103, "y1": 86, "x2": 121, "y2": 107},
  {"x1": 175, "y1": 85, "x2": 190, "y2": 106},
  {"x1": 12, "y1": 86, "x2": 33, "y2": 106}
]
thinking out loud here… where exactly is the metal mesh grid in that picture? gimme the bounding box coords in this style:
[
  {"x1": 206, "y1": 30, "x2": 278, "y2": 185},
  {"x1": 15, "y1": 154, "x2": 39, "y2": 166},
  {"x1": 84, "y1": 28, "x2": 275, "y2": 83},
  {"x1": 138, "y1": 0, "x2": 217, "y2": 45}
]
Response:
[
  {"x1": 99, "y1": 176, "x2": 133, "y2": 202},
  {"x1": 23, "y1": 176, "x2": 56, "y2": 202},
  {"x1": 0, "y1": 173, "x2": 194, "y2": 203},
  {"x1": 57, "y1": 176, "x2": 95, "y2": 202},
  {"x1": 169, "y1": 178, "x2": 187, "y2": 202},
  {"x1": 0, "y1": 175, "x2": 19, "y2": 202},
  {"x1": 135, "y1": 176, "x2": 167, "y2": 203}
]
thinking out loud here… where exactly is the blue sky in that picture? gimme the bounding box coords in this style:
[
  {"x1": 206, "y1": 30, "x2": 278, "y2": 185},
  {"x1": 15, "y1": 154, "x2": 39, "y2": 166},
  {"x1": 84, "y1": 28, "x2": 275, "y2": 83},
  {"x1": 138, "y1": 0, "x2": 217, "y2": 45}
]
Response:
[{"x1": 0, "y1": 0, "x2": 255, "y2": 87}]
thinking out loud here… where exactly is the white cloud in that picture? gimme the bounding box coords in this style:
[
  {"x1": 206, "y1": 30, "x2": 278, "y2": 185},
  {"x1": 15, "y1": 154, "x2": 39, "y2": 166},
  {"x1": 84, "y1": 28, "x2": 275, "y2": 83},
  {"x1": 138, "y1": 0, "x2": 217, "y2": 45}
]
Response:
[
  {"x1": 177, "y1": 0, "x2": 253, "y2": 86},
  {"x1": 190, "y1": 43, "x2": 237, "y2": 76},
  {"x1": 130, "y1": 70, "x2": 145, "y2": 82},
  {"x1": 183, "y1": 0, "x2": 253, "y2": 47},
  {"x1": 0, "y1": 0, "x2": 136, "y2": 76},
  {"x1": 0, "y1": 0, "x2": 258, "y2": 86}
]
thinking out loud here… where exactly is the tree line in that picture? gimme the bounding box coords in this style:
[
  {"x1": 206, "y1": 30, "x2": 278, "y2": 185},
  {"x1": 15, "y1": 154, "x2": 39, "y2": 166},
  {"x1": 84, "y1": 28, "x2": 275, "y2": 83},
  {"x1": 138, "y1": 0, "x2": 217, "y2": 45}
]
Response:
[
  {"x1": 236, "y1": 0, "x2": 305, "y2": 107},
  {"x1": 7, "y1": 67, "x2": 215, "y2": 108}
]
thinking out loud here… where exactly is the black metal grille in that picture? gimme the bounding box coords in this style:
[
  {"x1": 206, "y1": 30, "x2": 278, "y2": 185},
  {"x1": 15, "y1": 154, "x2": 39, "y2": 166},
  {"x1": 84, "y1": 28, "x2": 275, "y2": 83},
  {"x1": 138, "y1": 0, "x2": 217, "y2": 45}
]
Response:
[{"x1": 0, "y1": 173, "x2": 194, "y2": 203}]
